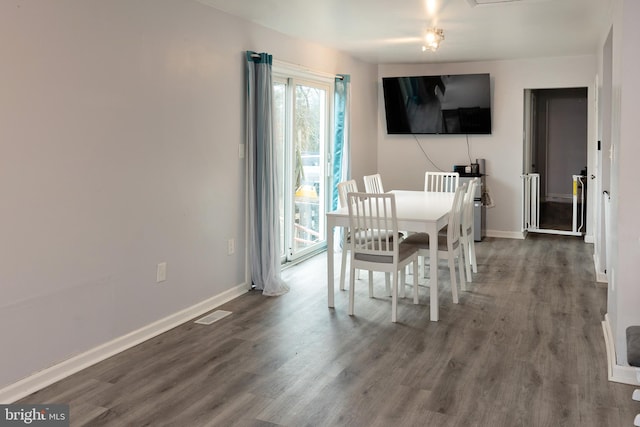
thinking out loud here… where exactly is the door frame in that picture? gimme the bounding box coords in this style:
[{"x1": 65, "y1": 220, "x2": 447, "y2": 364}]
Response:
[
  {"x1": 273, "y1": 62, "x2": 335, "y2": 264},
  {"x1": 522, "y1": 87, "x2": 590, "y2": 237}
]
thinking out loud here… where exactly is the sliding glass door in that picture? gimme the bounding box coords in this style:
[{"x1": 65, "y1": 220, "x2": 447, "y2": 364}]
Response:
[{"x1": 273, "y1": 75, "x2": 331, "y2": 263}]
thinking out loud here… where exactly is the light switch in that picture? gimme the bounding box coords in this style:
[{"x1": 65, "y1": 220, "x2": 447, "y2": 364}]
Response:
[{"x1": 157, "y1": 262, "x2": 167, "y2": 283}]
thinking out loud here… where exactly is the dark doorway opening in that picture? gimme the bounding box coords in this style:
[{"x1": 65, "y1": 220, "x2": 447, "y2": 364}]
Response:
[{"x1": 524, "y1": 87, "x2": 588, "y2": 234}]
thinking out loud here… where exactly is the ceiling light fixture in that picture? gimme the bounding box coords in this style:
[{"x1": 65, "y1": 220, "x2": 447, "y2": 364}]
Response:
[{"x1": 422, "y1": 28, "x2": 444, "y2": 52}]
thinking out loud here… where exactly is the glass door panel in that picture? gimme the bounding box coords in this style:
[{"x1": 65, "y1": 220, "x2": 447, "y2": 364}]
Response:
[
  {"x1": 272, "y1": 81, "x2": 287, "y2": 261},
  {"x1": 273, "y1": 75, "x2": 329, "y2": 264},
  {"x1": 291, "y1": 84, "x2": 327, "y2": 259}
]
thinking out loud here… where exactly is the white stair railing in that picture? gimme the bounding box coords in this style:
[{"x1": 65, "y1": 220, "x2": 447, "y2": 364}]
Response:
[
  {"x1": 603, "y1": 190, "x2": 611, "y2": 281},
  {"x1": 521, "y1": 173, "x2": 540, "y2": 231},
  {"x1": 522, "y1": 173, "x2": 585, "y2": 236},
  {"x1": 572, "y1": 175, "x2": 586, "y2": 234}
]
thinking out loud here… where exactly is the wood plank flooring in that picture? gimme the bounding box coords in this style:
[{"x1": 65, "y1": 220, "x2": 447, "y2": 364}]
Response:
[
  {"x1": 18, "y1": 234, "x2": 638, "y2": 426},
  {"x1": 539, "y1": 201, "x2": 578, "y2": 231}
]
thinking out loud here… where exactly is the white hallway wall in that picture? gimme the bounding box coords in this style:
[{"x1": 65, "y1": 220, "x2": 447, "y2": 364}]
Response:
[
  {"x1": 377, "y1": 56, "x2": 598, "y2": 238},
  {"x1": 0, "y1": 0, "x2": 377, "y2": 390},
  {"x1": 608, "y1": 0, "x2": 640, "y2": 367}
]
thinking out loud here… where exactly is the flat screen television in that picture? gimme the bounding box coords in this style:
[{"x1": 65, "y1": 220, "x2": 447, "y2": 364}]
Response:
[{"x1": 382, "y1": 73, "x2": 491, "y2": 135}]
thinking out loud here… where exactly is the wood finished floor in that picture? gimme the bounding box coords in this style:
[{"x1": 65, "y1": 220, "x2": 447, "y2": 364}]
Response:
[
  {"x1": 19, "y1": 234, "x2": 637, "y2": 426},
  {"x1": 539, "y1": 201, "x2": 578, "y2": 231}
]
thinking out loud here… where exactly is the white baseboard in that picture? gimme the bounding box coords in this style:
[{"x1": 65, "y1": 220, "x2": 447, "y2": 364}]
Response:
[
  {"x1": 0, "y1": 282, "x2": 249, "y2": 404},
  {"x1": 485, "y1": 229, "x2": 525, "y2": 240},
  {"x1": 602, "y1": 314, "x2": 640, "y2": 386},
  {"x1": 593, "y1": 253, "x2": 608, "y2": 283},
  {"x1": 596, "y1": 271, "x2": 608, "y2": 283},
  {"x1": 526, "y1": 228, "x2": 582, "y2": 237}
]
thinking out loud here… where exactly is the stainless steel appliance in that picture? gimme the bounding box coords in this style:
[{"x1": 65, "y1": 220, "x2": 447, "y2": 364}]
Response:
[{"x1": 459, "y1": 176, "x2": 486, "y2": 241}]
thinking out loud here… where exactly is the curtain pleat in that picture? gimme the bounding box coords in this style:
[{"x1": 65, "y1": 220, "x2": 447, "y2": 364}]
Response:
[
  {"x1": 332, "y1": 75, "x2": 351, "y2": 211},
  {"x1": 246, "y1": 51, "x2": 289, "y2": 296}
]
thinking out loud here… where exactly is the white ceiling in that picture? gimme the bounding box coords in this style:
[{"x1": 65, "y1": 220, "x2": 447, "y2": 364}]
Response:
[{"x1": 196, "y1": 0, "x2": 612, "y2": 64}]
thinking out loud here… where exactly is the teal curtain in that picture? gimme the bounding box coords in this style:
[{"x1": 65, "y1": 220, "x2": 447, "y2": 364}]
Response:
[
  {"x1": 331, "y1": 74, "x2": 351, "y2": 211},
  {"x1": 246, "y1": 51, "x2": 289, "y2": 296}
]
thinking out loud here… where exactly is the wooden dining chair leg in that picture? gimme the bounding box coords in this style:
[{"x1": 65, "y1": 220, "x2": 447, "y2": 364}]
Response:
[
  {"x1": 385, "y1": 273, "x2": 391, "y2": 296},
  {"x1": 399, "y1": 269, "x2": 407, "y2": 298},
  {"x1": 391, "y1": 271, "x2": 398, "y2": 323},
  {"x1": 340, "y1": 242, "x2": 349, "y2": 290},
  {"x1": 461, "y1": 238, "x2": 473, "y2": 283},
  {"x1": 457, "y1": 252, "x2": 466, "y2": 292},
  {"x1": 420, "y1": 256, "x2": 427, "y2": 280},
  {"x1": 348, "y1": 267, "x2": 357, "y2": 316},
  {"x1": 469, "y1": 242, "x2": 478, "y2": 273},
  {"x1": 412, "y1": 258, "x2": 419, "y2": 304},
  {"x1": 448, "y1": 256, "x2": 459, "y2": 304}
]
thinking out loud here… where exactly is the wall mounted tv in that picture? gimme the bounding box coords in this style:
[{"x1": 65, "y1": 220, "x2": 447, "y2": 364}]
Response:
[{"x1": 382, "y1": 73, "x2": 491, "y2": 135}]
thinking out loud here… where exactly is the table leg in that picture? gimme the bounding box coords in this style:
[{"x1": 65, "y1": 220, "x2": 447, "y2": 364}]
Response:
[
  {"x1": 429, "y1": 229, "x2": 439, "y2": 321},
  {"x1": 327, "y1": 221, "x2": 335, "y2": 308}
]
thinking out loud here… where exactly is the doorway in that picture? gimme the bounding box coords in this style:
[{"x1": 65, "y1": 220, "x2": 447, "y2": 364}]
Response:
[
  {"x1": 523, "y1": 87, "x2": 588, "y2": 235},
  {"x1": 273, "y1": 75, "x2": 331, "y2": 264}
]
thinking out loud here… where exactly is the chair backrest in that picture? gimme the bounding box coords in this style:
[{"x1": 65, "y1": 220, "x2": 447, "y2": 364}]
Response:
[
  {"x1": 462, "y1": 178, "x2": 478, "y2": 234},
  {"x1": 424, "y1": 171, "x2": 459, "y2": 193},
  {"x1": 347, "y1": 192, "x2": 399, "y2": 262},
  {"x1": 363, "y1": 173, "x2": 385, "y2": 194},
  {"x1": 446, "y1": 183, "x2": 467, "y2": 248},
  {"x1": 337, "y1": 179, "x2": 358, "y2": 208}
]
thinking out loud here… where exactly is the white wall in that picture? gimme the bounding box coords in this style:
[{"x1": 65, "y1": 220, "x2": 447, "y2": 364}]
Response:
[
  {"x1": 608, "y1": 0, "x2": 640, "y2": 365},
  {"x1": 0, "y1": 0, "x2": 378, "y2": 390},
  {"x1": 377, "y1": 57, "x2": 598, "y2": 238},
  {"x1": 531, "y1": 89, "x2": 588, "y2": 202},
  {"x1": 594, "y1": 29, "x2": 613, "y2": 282}
]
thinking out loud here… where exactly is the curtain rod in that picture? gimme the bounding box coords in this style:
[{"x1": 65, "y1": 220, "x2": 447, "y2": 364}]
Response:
[{"x1": 250, "y1": 53, "x2": 343, "y2": 79}]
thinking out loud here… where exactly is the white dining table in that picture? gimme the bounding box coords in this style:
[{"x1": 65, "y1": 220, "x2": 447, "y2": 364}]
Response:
[{"x1": 326, "y1": 190, "x2": 455, "y2": 321}]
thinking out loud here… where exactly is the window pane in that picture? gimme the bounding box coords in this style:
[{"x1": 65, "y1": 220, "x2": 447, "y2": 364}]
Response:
[
  {"x1": 293, "y1": 84, "x2": 325, "y2": 252},
  {"x1": 273, "y1": 81, "x2": 286, "y2": 258}
]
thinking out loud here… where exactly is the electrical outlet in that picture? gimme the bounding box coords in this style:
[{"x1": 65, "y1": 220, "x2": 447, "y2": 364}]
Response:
[
  {"x1": 227, "y1": 238, "x2": 235, "y2": 255},
  {"x1": 238, "y1": 144, "x2": 245, "y2": 159},
  {"x1": 156, "y1": 262, "x2": 167, "y2": 283}
]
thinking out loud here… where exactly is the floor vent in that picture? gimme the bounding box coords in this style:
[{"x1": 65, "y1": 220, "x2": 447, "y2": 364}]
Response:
[{"x1": 195, "y1": 310, "x2": 232, "y2": 325}]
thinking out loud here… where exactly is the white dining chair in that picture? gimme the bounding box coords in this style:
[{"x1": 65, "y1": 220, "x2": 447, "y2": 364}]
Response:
[
  {"x1": 460, "y1": 178, "x2": 479, "y2": 282},
  {"x1": 424, "y1": 171, "x2": 459, "y2": 193},
  {"x1": 339, "y1": 180, "x2": 399, "y2": 293},
  {"x1": 337, "y1": 180, "x2": 358, "y2": 211},
  {"x1": 337, "y1": 179, "x2": 362, "y2": 291},
  {"x1": 363, "y1": 173, "x2": 385, "y2": 194},
  {"x1": 402, "y1": 183, "x2": 467, "y2": 302},
  {"x1": 364, "y1": 172, "x2": 409, "y2": 245},
  {"x1": 346, "y1": 192, "x2": 419, "y2": 322}
]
